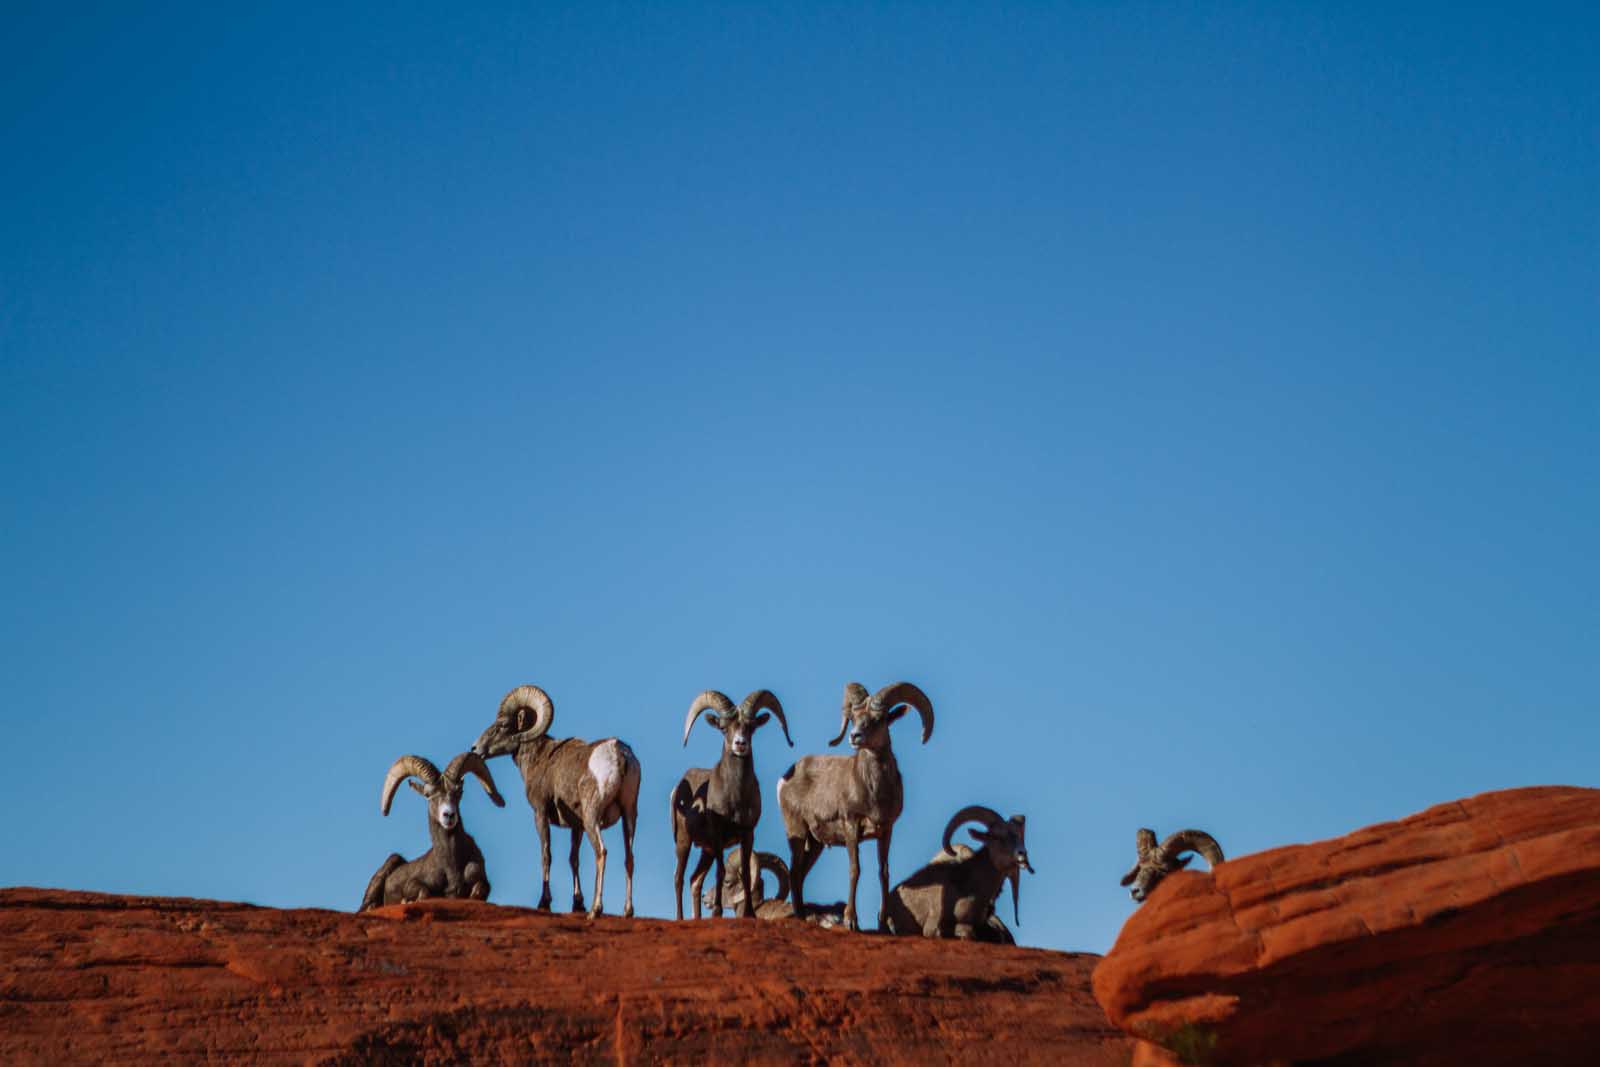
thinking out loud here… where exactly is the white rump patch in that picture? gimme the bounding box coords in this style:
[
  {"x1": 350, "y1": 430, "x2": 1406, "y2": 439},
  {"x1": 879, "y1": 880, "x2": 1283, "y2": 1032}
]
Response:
[{"x1": 590, "y1": 744, "x2": 620, "y2": 797}]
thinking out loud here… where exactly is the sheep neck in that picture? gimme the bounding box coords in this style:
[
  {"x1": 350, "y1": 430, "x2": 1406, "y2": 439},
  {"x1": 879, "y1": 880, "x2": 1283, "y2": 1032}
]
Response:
[
  {"x1": 707, "y1": 749, "x2": 761, "y2": 826},
  {"x1": 851, "y1": 743, "x2": 903, "y2": 815},
  {"x1": 425, "y1": 815, "x2": 468, "y2": 860}
]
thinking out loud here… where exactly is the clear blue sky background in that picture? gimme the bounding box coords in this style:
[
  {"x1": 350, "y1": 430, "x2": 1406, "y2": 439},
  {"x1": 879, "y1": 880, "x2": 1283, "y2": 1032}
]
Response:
[{"x1": 2, "y1": 3, "x2": 1595, "y2": 954}]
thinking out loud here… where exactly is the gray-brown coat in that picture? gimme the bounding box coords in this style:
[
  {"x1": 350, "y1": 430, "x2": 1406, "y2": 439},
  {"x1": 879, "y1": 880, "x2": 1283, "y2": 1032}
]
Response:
[
  {"x1": 359, "y1": 752, "x2": 505, "y2": 910},
  {"x1": 775, "y1": 681, "x2": 934, "y2": 931},
  {"x1": 880, "y1": 805, "x2": 1032, "y2": 942},
  {"x1": 471, "y1": 685, "x2": 642, "y2": 917},
  {"x1": 671, "y1": 689, "x2": 792, "y2": 919}
]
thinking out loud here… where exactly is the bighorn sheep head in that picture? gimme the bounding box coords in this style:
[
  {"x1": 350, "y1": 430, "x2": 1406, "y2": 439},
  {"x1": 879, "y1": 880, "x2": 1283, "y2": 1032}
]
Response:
[
  {"x1": 471, "y1": 684, "x2": 556, "y2": 759},
  {"x1": 1120, "y1": 828, "x2": 1225, "y2": 902},
  {"x1": 380, "y1": 752, "x2": 506, "y2": 830},
  {"x1": 827, "y1": 681, "x2": 934, "y2": 752},
  {"x1": 682, "y1": 689, "x2": 793, "y2": 757},
  {"x1": 704, "y1": 849, "x2": 791, "y2": 913},
  {"x1": 942, "y1": 805, "x2": 1033, "y2": 925}
]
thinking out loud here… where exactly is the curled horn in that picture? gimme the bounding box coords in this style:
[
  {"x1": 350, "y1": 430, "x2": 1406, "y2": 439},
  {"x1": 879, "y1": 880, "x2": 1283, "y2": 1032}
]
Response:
[
  {"x1": 740, "y1": 689, "x2": 793, "y2": 746},
  {"x1": 500, "y1": 684, "x2": 556, "y2": 742},
  {"x1": 828, "y1": 682, "x2": 870, "y2": 747},
  {"x1": 754, "y1": 851, "x2": 791, "y2": 904},
  {"x1": 443, "y1": 751, "x2": 507, "y2": 807},
  {"x1": 941, "y1": 804, "x2": 1006, "y2": 856},
  {"x1": 1008, "y1": 863, "x2": 1022, "y2": 927},
  {"x1": 871, "y1": 681, "x2": 934, "y2": 743},
  {"x1": 1121, "y1": 828, "x2": 1160, "y2": 886},
  {"x1": 380, "y1": 755, "x2": 441, "y2": 816},
  {"x1": 683, "y1": 690, "x2": 735, "y2": 746},
  {"x1": 1160, "y1": 829, "x2": 1225, "y2": 868}
]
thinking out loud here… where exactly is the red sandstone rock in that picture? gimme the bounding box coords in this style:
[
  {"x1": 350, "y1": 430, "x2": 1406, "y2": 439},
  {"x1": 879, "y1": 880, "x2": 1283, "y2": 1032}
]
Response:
[
  {"x1": 1093, "y1": 786, "x2": 1600, "y2": 1066},
  {"x1": 0, "y1": 888, "x2": 1126, "y2": 1066}
]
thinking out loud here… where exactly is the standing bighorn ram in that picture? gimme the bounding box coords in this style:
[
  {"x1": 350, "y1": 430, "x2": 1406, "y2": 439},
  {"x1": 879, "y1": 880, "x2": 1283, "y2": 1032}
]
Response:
[
  {"x1": 671, "y1": 688, "x2": 792, "y2": 919},
  {"x1": 776, "y1": 680, "x2": 934, "y2": 931},
  {"x1": 471, "y1": 684, "x2": 642, "y2": 917},
  {"x1": 881, "y1": 804, "x2": 1032, "y2": 941},
  {"x1": 359, "y1": 752, "x2": 505, "y2": 910},
  {"x1": 1121, "y1": 827, "x2": 1225, "y2": 902}
]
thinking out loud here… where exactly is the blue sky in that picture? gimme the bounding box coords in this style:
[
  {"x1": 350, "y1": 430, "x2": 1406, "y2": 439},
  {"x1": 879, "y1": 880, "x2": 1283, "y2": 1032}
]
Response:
[{"x1": 2, "y1": 3, "x2": 1595, "y2": 953}]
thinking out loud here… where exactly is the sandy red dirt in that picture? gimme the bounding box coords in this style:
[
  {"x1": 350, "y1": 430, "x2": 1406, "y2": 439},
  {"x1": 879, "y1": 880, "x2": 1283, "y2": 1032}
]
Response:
[{"x1": 0, "y1": 888, "x2": 1126, "y2": 1066}]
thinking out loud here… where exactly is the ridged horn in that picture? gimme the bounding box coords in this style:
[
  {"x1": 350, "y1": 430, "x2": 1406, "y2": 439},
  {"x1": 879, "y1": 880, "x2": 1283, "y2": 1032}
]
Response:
[
  {"x1": 941, "y1": 804, "x2": 1006, "y2": 855},
  {"x1": 828, "y1": 682, "x2": 870, "y2": 746},
  {"x1": 739, "y1": 689, "x2": 792, "y2": 746},
  {"x1": 499, "y1": 684, "x2": 556, "y2": 741},
  {"x1": 1008, "y1": 864, "x2": 1022, "y2": 927},
  {"x1": 755, "y1": 851, "x2": 791, "y2": 904},
  {"x1": 443, "y1": 751, "x2": 506, "y2": 807},
  {"x1": 380, "y1": 755, "x2": 441, "y2": 816},
  {"x1": 683, "y1": 690, "x2": 735, "y2": 746},
  {"x1": 871, "y1": 681, "x2": 934, "y2": 743},
  {"x1": 1159, "y1": 829, "x2": 1225, "y2": 867}
]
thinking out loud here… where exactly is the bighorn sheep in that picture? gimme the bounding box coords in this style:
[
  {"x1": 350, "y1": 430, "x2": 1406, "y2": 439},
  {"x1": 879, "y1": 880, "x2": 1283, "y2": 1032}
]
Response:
[
  {"x1": 471, "y1": 685, "x2": 642, "y2": 917},
  {"x1": 880, "y1": 805, "x2": 1032, "y2": 942},
  {"x1": 702, "y1": 848, "x2": 847, "y2": 926},
  {"x1": 1120, "y1": 828, "x2": 1225, "y2": 902},
  {"x1": 359, "y1": 752, "x2": 505, "y2": 910},
  {"x1": 776, "y1": 680, "x2": 934, "y2": 931},
  {"x1": 671, "y1": 689, "x2": 792, "y2": 919}
]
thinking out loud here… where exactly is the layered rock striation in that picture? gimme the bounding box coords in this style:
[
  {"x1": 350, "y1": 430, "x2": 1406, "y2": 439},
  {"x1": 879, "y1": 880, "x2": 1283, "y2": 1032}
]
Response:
[{"x1": 1093, "y1": 786, "x2": 1600, "y2": 1066}]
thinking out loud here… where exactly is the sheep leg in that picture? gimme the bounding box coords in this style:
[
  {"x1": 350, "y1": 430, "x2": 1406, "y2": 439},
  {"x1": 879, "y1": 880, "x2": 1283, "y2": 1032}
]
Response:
[
  {"x1": 620, "y1": 803, "x2": 637, "y2": 919},
  {"x1": 534, "y1": 811, "x2": 554, "y2": 911},
  {"x1": 673, "y1": 839, "x2": 691, "y2": 921},
  {"x1": 568, "y1": 828, "x2": 585, "y2": 914},
  {"x1": 712, "y1": 841, "x2": 726, "y2": 918},
  {"x1": 688, "y1": 848, "x2": 716, "y2": 919},
  {"x1": 586, "y1": 820, "x2": 608, "y2": 918},
  {"x1": 788, "y1": 835, "x2": 821, "y2": 919},
  {"x1": 737, "y1": 832, "x2": 755, "y2": 919},
  {"x1": 843, "y1": 828, "x2": 862, "y2": 932},
  {"x1": 875, "y1": 829, "x2": 893, "y2": 931}
]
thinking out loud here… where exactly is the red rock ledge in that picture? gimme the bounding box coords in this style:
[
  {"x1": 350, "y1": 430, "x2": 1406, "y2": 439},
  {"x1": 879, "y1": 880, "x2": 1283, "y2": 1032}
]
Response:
[
  {"x1": 1093, "y1": 786, "x2": 1600, "y2": 1066},
  {"x1": 0, "y1": 888, "x2": 1125, "y2": 1065}
]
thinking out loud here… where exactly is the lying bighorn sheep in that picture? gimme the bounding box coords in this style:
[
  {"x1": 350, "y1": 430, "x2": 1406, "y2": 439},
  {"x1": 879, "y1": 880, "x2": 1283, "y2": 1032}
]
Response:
[
  {"x1": 776, "y1": 680, "x2": 934, "y2": 931},
  {"x1": 881, "y1": 805, "x2": 1032, "y2": 941},
  {"x1": 703, "y1": 848, "x2": 847, "y2": 926},
  {"x1": 360, "y1": 752, "x2": 505, "y2": 910},
  {"x1": 1120, "y1": 828, "x2": 1225, "y2": 902},
  {"x1": 671, "y1": 689, "x2": 792, "y2": 919},
  {"x1": 471, "y1": 685, "x2": 642, "y2": 917}
]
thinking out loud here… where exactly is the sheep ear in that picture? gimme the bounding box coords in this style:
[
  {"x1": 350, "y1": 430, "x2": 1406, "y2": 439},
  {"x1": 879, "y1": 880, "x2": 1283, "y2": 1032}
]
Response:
[
  {"x1": 753, "y1": 712, "x2": 771, "y2": 727},
  {"x1": 1175, "y1": 855, "x2": 1194, "y2": 869},
  {"x1": 885, "y1": 706, "x2": 908, "y2": 724},
  {"x1": 1120, "y1": 867, "x2": 1139, "y2": 886},
  {"x1": 704, "y1": 712, "x2": 722, "y2": 730},
  {"x1": 969, "y1": 828, "x2": 990, "y2": 844},
  {"x1": 407, "y1": 779, "x2": 428, "y2": 797}
]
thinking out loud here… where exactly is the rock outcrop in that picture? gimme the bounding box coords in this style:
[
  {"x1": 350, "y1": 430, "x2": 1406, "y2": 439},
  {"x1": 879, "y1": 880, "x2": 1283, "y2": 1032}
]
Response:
[
  {"x1": 0, "y1": 888, "x2": 1126, "y2": 1065},
  {"x1": 1093, "y1": 786, "x2": 1600, "y2": 1066}
]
